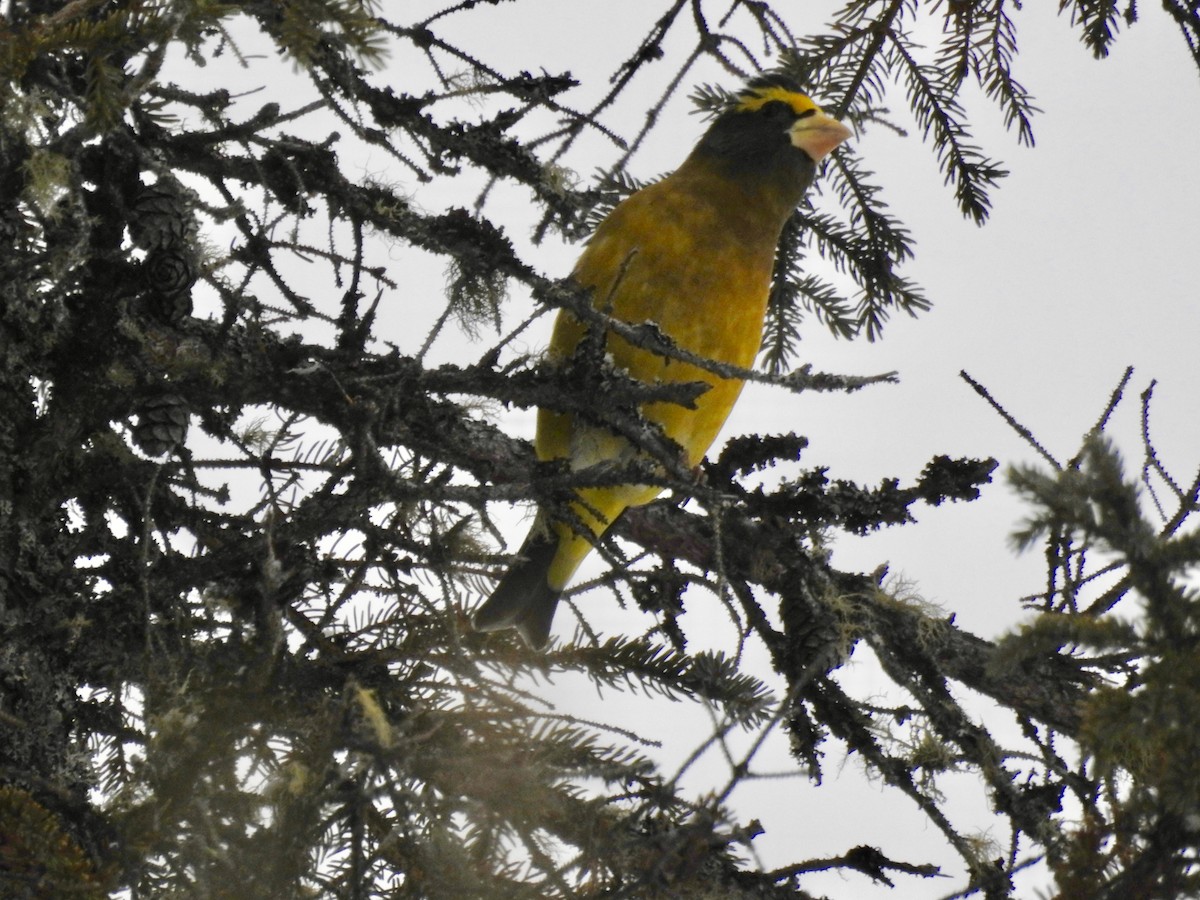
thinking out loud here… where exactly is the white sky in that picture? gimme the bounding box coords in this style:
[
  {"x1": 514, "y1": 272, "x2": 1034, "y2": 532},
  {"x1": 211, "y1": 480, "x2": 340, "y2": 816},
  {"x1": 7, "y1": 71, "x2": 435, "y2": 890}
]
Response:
[
  {"x1": 386, "y1": 3, "x2": 1200, "y2": 897},
  {"x1": 174, "y1": 2, "x2": 1200, "y2": 896}
]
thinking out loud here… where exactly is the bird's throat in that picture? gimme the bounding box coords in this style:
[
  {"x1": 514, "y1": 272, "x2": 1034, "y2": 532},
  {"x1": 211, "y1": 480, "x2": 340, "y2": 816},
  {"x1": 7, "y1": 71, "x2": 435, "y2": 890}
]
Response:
[{"x1": 676, "y1": 144, "x2": 812, "y2": 239}]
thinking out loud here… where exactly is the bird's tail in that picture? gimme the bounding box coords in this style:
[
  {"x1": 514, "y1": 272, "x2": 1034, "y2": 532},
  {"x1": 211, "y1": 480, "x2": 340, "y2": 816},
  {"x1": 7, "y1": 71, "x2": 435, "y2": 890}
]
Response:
[{"x1": 472, "y1": 531, "x2": 562, "y2": 650}]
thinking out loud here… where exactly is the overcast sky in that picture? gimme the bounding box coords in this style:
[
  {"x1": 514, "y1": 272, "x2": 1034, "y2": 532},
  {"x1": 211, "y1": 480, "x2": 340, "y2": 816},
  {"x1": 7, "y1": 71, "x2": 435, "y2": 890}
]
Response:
[
  {"x1": 386, "y1": 3, "x2": 1200, "y2": 896},
  {"x1": 182, "y1": 3, "x2": 1200, "y2": 895}
]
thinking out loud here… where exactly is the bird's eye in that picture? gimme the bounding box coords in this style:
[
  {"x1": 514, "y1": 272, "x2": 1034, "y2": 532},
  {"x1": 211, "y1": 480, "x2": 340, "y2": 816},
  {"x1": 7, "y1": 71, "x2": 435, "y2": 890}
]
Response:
[{"x1": 760, "y1": 100, "x2": 795, "y2": 122}]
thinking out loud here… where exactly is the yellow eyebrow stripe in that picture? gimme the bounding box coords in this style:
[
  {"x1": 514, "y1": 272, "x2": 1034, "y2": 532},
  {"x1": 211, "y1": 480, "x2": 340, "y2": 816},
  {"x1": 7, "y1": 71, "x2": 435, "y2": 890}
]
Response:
[{"x1": 735, "y1": 86, "x2": 820, "y2": 116}]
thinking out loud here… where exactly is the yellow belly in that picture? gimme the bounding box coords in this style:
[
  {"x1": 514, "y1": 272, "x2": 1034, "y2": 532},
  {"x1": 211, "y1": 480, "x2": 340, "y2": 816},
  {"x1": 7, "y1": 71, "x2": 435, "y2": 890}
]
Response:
[{"x1": 536, "y1": 176, "x2": 777, "y2": 590}]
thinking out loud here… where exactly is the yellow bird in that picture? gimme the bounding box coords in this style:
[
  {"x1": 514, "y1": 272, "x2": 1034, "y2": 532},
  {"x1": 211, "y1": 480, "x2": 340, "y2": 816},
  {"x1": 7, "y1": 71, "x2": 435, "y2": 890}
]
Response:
[{"x1": 473, "y1": 76, "x2": 851, "y2": 648}]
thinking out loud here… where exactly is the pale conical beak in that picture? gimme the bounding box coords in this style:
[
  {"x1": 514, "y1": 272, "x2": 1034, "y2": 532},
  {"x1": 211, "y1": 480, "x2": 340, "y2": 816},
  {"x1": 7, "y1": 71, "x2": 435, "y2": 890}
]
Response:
[{"x1": 789, "y1": 111, "x2": 853, "y2": 162}]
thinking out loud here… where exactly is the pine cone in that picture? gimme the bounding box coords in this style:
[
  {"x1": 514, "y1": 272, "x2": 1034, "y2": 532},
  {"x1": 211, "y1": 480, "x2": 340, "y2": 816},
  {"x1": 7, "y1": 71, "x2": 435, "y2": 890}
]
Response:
[
  {"x1": 133, "y1": 393, "x2": 190, "y2": 456},
  {"x1": 129, "y1": 181, "x2": 193, "y2": 250},
  {"x1": 142, "y1": 247, "x2": 196, "y2": 322}
]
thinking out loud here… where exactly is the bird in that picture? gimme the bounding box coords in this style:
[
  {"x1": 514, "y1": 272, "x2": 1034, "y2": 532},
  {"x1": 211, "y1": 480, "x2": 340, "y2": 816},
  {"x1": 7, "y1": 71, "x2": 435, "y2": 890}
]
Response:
[{"x1": 473, "y1": 75, "x2": 851, "y2": 648}]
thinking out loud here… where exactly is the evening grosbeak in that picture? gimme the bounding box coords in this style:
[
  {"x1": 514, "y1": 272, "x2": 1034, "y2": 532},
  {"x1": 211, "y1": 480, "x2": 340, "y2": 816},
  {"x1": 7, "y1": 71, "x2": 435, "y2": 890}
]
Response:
[{"x1": 474, "y1": 76, "x2": 852, "y2": 648}]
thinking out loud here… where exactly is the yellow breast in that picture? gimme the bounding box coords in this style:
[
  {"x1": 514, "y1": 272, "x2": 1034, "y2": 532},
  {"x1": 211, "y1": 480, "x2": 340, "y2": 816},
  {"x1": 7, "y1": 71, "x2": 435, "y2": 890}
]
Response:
[
  {"x1": 541, "y1": 172, "x2": 779, "y2": 464},
  {"x1": 534, "y1": 162, "x2": 790, "y2": 590}
]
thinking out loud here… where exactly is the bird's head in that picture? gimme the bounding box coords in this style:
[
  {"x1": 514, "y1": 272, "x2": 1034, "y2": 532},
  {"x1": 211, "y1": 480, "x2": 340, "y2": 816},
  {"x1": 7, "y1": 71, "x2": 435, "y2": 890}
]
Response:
[
  {"x1": 728, "y1": 76, "x2": 852, "y2": 163},
  {"x1": 690, "y1": 76, "x2": 851, "y2": 210}
]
